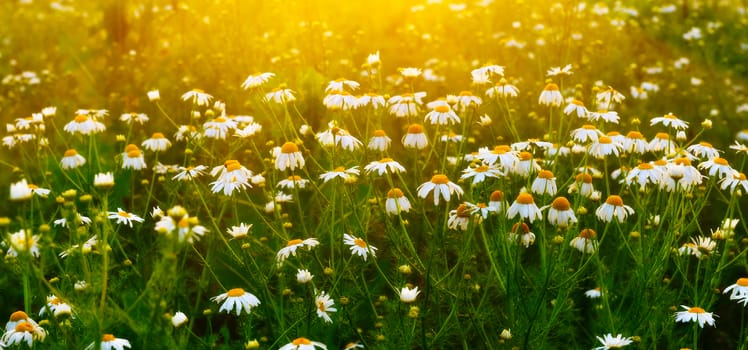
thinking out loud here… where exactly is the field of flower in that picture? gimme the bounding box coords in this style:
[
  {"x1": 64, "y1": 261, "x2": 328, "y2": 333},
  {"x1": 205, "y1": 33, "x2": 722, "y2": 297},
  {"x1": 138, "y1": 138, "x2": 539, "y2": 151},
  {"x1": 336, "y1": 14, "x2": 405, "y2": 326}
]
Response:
[{"x1": 1, "y1": 0, "x2": 748, "y2": 349}]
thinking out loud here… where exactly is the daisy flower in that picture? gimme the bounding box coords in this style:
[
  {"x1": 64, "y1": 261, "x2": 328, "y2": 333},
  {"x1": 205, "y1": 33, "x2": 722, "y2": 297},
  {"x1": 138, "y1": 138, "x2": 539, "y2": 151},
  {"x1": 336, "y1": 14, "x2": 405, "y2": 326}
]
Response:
[
  {"x1": 447, "y1": 204, "x2": 473, "y2": 231},
  {"x1": 277, "y1": 175, "x2": 310, "y2": 190},
  {"x1": 314, "y1": 291, "x2": 337, "y2": 323},
  {"x1": 385, "y1": 188, "x2": 411, "y2": 215},
  {"x1": 10, "y1": 179, "x2": 50, "y2": 201},
  {"x1": 226, "y1": 223, "x2": 252, "y2": 239},
  {"x1": 675, "y1": 305, "x2": 716, "y2": 328},
  {"x1": 210, "y1": 160, "x2": 252, "y2": 195},
  {"x1": 211, "y1": 288, "x2": 261, "y2": 316},
  {"x1": 296, "y1": 269, "x2": 314, "y2": 284},
  {"x1": 585, "y1": 287, "x2": 602, "y2": 299},
  {"x1": 84, "y1": 334, "x2": 131, "y2": 350},
  {"x1": 724, "y1": 278, "x2": 748, "y2": 306},
  {"x1": 2, "y1": 322, "x2": 46, "y2": 348},
  {"x1": 343, "y1": 233, "x2": 377, "y2": 261},
  {"x1": 571, "y1": 124, "x2": 603, "y2": 144},
  {"x1": 511, "y1": 151, "x2": 541, "y2": 177},
  {"x1": 241, "y1": 72, "x2": 275, "y2": 89},
  {"x1": 265, "y1": 84, "x2": 297, "y2": 104},
  {"x1": 424, "y1": 103, "x2": 461, "y2": 125},
  {"x1": 181, "y1": 89, "x2": 213, "y2": 106},
  {"x1": 538, "y1": 82, "x2": 563, "y2": 107},
  {"x1": 477, "y1": 145, "x2": 518, "y2": 169},
  {"x1": 687, "y1": 142, "x2": 720, "y2": 159},
  {"x1": 596, "y1": 195, "x2": 634, "y2": 223},
  {"x1": 276, "y1": 238, "x2": 320, "y2": 263},
  {"x1": 323, "y1": 91, "x2": 359, "y2": 110},
  {"x1": 593, "y1": 333, "x2": 633, "y2": 350},
  {"x1": 488, "y1": 190, "x2": 506, "y2": 213},
  {"x1": 388, "y1": 92, "x2": 426, "y2": 118},
  {"x1": 508, "y1": 222, "x2": 535, "y2": 248},
  {"x1": 399, "y1": 67, "x2": 422, "y2": 78},
  {"x1": 650, "y1": 112, "x2": 689, "y2": 130},
  {"x1": 119, "y1": 112, "x2": 149, "y2": 125},
  {"x1": 698, "y1": 157, "x2": 734, "y2": 179},
  {"x1": 6, "y1": 229, "x2": 40, "y2": 258},
  {"x1": 39, "y1": 295, "x2": 73, "y2": 319},
  {"x1": 402, "y1": 124, "x2": 428, "y2": 149},
  {"x1": 596, "y1": 86, "x2": 625, "y2": 107},
  {"x1": 61, "y1": 149, "x2": 86, "y2": 169},
  {"x1": 343, "y1": 342, "x2": 364, "y2": 350},
  {"x1": 107, "y1": 208, "x2": 144, "y2": 227},
  {"x1": 203, "y1": 116, "x2": 238, "y2": 140},
  {"x1": 358, "y1": 92, "x2": 386, "y2": 109},
  {"x1": 325, "y1": 78, "x2": 360, "y2": 93},
  {"x1": 545, "y1": 197, "x2": 577, "y2": 228},
  {"x1": 455, "y1": 90, "x2": 482, "y2": 111},
  {"x1": 460, "y1": 163, "x2": 503, "y2": 185},
  {"x1": 319, "y1": 166, "x2": 360, "y2": 183},
  {"x1": 364, "y1": 158, "x2": 406, "y2": 176},
  {"x1": 588, "y1": 109, "x2": 620, "y2": 124},
  {"x1": 622, "y1": 131, "x2": 649, "y2": 154},
  {"x1": 507, "y1": 193, "x2": 542, "y2": 223},
  {"x1": 279, "y1": 337, "x2": 327, "y2": 350},
  {"x1": 171, "y1": 312, "x2": 188, "y2": 328},
  {"x1": 417, "y1": 174, "x2": 463, "y2": 205},
  {"x1": 625, "y1": 162, "x2": 664, "y2": 189},
  {"x1": 63, "y1": 114, "x2": 106, "y2": 135},
  {"x1": 720, "y1": 172, "x2": 748, "y2": 193},
  {"x1": 546, "y1": 64, "x2": 573, "y2": 77},
  {"x1": 94, "y1": 172, "x2": 115, "y2": 189},
  {"x1": 172, "y1": 165, "x2": 208, "y2": 181},
  {"x1": 531, "y1": 170, "x2": 557, "y2": 196},
  {"x1": 564, "y1": 100, "x2": 588, "y2": 118},
  {"x1": 648, "y1": 133, "x2": 677, "y2": 155},
  {"x1": 121, "y1": 144, "x2": 147, "y2": 170},
  {"x1": 485, "y1": 78, "x2": 519, "y2": 98},
  {"x1": 141, "y1": 132, "x2": 171, "y2": 152},
  {"x1": 399, "y1": 286, "x2": 421, "y2": 303},
  {"x1": 276, "y1": 142, "x2": 305, "y2": 171},
  {"x1": 570, "y1": 229, "x2": 598, "y2": 254},
  {"x1": 147, "y1": 90, "x2": 160, "y2": 101}
]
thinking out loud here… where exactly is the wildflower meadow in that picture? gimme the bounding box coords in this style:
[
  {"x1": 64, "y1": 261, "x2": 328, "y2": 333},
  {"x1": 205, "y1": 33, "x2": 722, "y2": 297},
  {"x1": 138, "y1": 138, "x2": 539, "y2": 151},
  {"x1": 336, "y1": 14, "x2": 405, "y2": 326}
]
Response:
[{"x1": 2, "y1": 0, "x2": 748, "y2": 349}]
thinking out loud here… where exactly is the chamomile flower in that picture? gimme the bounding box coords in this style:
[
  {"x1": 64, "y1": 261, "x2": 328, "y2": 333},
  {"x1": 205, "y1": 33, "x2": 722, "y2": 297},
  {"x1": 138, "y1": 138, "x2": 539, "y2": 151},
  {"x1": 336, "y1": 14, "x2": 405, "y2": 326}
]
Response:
[
  {"x1": 343, "y1": 233, "x2": 377, "y2": 261},
  {"x1": 279, "y1": 337, "x2": 327, "y2": 350},
  {"x1": 564, "y1": 100, "x2": 588, "y2": 118},
  {"x1": 119, "y1": 112, "x2": 149, "y2": 125},
  {"x1": 323, "y1": 91, "x2": 359, "y2": 110},
  {"x1": 723, "y1": 278, "x2": 748, "y2": 306},
  {"x1": 508, "y1": 222, "x2": 535, "y2": 247},
  {"x1": 277, "y1": 175, "x2": 309, "y2": 190},
  {"x1": 538, "y1": 82, "x2": 563, "y2": 107},
  {"x1": 596, "y1": 195, "x2": 634, "y2": 223},
  {"x1": 531, "y1": 170, "x2": 557, "y2": 196},
  {"x1": 447, "y1": 204, "x2": 473, "y2": 231},
  {"x1": 399, "y1": 286, "x2": 421, "y2": 303},
  {"x1": 39, "y1": 294, "x2": 73, "y2": 318},
  {"x1": 547, "y1": 64, "x2": 573, "y2": 77},
  {"x1": 545, "y1": 197, "x2": 577, "y2": 228},
  {"x1": 593, "y1": 333, "x2": 633, "y2": 350},
  {"x1": 460, "y1": 163, "x2": 503, "y2": 185},
  {"x1": 687, "y1": 142, "x2": 720, "y2": 159},
  {"x1": 368, "y1": 129, "x2": 392, "y2": 151},
  {"x1": 203, "y1": 116, "x2": 238, "y2": 140},
  {"x1": 107, "y1": 208, "x2": 144, "y2": 227},
  {"x1": 485, "y1": 78, "x2": 519, "y2": 98},
  {"x1": 171, "y1": 311, "x2": 188, "y2": 328},
  {"x1": 698, "y1": 157, "x2": 734, "y2": 179},
  {"x1": 53, "y1": 213, "x2": 92, "y2": 228},
  {"x1": 5, "y1": 229, "x2": 40, "y2": 258},
  {"x1": 488, "y1": 190, "x2": 506, "y2": 213},
  {"x1": 507, "y1": 193, "x2": 542, "y2": 223},
  {"x1": 587, "y1": 109, "x2": 620, "y2": 124},
  {"x1": 385, "y1": 188, "x2": 411, "y2": 215},
  {"x1": 343, "y1": 342, "x2": 364, "y2": 350},
  {"x1": 276, "y1": 238, "x2": 320, "y2": 263},
  {"x1": 675, "y1": 305, "x2": 716, "y2": 328},
  {"x1": 477, "y1": 145, "x2": 518, "y2": 169},
  {"x1": 625, "y1": 162, "x2": 664, "y2": 189},
  {"x1": 417, "y1": 174, "x2": 463, "y2": 205},
  {"x1": 2, "y1": 322, "x2": 46, "y2": 348},
  {"x1": 241, "y1": 72, "x2": 275, "y2": 89},
  {"x1": 211, "y1": 288, "x2": 261, "y2": 316},
  {"x1": 596, "y1": 86, "x2": 625, "y2": 107},
  {"x1": 720, "y1": 172, "x2": 748, "y2": 193},
  {"x1": 512, "y1": 151, "x2": 541, "y2": 177},
  {"x1": 364, "y1": 158, "x2": 406, "y2": 176},
  {"x1": 94, "y1": 172, "x2": 115, "y2": 189},
  {"x1": 570, "y1": 229, "x2": 598, "y2": 254},
  {"x1": 585, "y1": 287, "x2": 602, "y2": 299},
  {"x1": 296, "y1": 269, "x2": 314, "y2": 284},
  {"x1": 648, "y1": 133, "x2": 677, "y2": 155},
  {"x1": 651, "y1": 112, "x2": 689, "y2": 130},
  {"x1": 121, "y1": 144, "x2": 146, "y2": 170},
  {"x1": 63, "y1": 114, "x2": 106, "y2": 135},
  {"x1": 622, "y1": 131, "x2": 649, "y2": 154},
  {"x1": 265, "y1": 85, "x2": 297, "y2": 104},
  {"x1": 226, "y1": 223, "x2": 252, "y2": 239},
  {"x1": 424, "y1": 103, "x2": 461, "y2": 125},
  {"x1": 402, "y1": 124, "x2": 428, "y2": 149},
  {"x1": 571, "y1": 124, "x2": 603, "y2": 143},
  {"x1": 141, "y1": 132, "x2": 171, "y2": 152},
  {"x1": 172, "y1": 165, "x2": 208, "y2": 181},
  {"x1": 314, "y1": 291, "x2": 337, "y2": 323},
  {"x1": 319, "y1": 166, "x2": 360, "y2": 183},
  {"x1": 10, "y1": 179, "x2": 49, "y2": 200},
  {"x1": 276, "y1": 142, "x2": 305, "y2": 171},
  {"x1": 61, "y1": 149, "x2": 86, "y2": 169},
  {"x1": 181, "y1": 89, "x2": 213, "y2": 106},
  {"x1": 210, "y1": 160, "x2": 252, "y2": 195}
]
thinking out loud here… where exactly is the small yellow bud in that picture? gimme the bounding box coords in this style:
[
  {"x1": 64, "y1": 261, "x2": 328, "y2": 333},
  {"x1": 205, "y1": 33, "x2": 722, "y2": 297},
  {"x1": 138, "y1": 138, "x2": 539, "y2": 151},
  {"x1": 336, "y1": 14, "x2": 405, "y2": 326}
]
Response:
[
  {"x1": 79, "y1": 194, "x2": 92, "y2": 203},
  {"x1": 398, "y1": 265, "x2": 412, "y2": 274},
  {"x1": 630, "y1": 231, "x2": 641, "y2": 239},
  {"x1": 408, "y1": 306, "x2": 420, "y2": 318},
  {"x1": 244, "y1": 340, "x2": 260, "y2": 349},
  {"x1": 701, "y1": 119, "x2": 712, "y2": 129}
]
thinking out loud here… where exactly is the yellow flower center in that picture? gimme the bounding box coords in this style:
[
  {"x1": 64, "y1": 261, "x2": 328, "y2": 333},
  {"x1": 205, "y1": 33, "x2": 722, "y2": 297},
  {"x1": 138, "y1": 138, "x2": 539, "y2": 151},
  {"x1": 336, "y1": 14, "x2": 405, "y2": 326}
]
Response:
[
  {"x1": 738, "y1": 173, "x2": 747, "y2": 181},
  {"x1": 493, "y1": 145, "x2": 511, "y2": 154},
  {"x1": 431, "y1": 174, "x2": 449, "y2": 184},
  {"x1": 9, "y1": 311, "x2": 28, "y2": 322},
  {"x1": 373, "y1": 129, "x2": 386, "y2": 137},
  {"x1": 688, "y1": 307, "x2": 705, "y2": 314},
  {"x1": 551, "y1": 197, "x2": 571, "y2": 211},
  {"x1": 152, "y1": 132, "x2": 165, "y2": 139},
  {"x1": 227, "y1": 288, "x2": 245, "y2": 297},
  {"x1": 334, "y1": 166, "x2": 346, "y2": 172},
  {"x1": 598, "y1": 136, "x2": 612, "y2": 144},
  {"x1": 699, "y1": 141, "x2": 712, "y2": 147},
  {"x1": 674, "y1": 158, "x2": 691, "y2": 166},
  {"x1": 15, "y1": 322, "x2": 34, "y2": 333},
  {"x1": 605, "y1": 195, "x2": 624, "y2": 207},
  {"x1": 655, "y1": 132, "x2": 669, "y2": 139},
  {"x1": 387, "y1": 188, "x2": 404, "y2": 198},
  {"x1": 281, "y1": 142, "x2": 299, "y2": 154},
  {"x1": 714, "y1": 157, "x2": 729, "y2": 166},
  {"x1": 638, "y1": 163, "x2": 654, "y2": 170},
  {"x1": 538, "y1": 170, "x2": 554, "y2": 179},
  {"x1": 664, "y1": 113, "x2": 678, "y2": 119},
  {"x1": 653, "y1": 159, "x2": 667, "y2": 166},
  {"x1": 736, "y1": 278, "x2": 748, "y2": 287},
  {"x1": 626, "y1": 131, "x2": 644, "y2": 139},
  {"x1": 119, "y1": 211, "x2": 131, "y2": 218},
  {"x1": 380, "y1": 157, "x2": 394, "y2": 163},
  {"x1": 288, "y1": 175, "x2": 302, "y2": 181},
  {"x1": 582, "y1": 124, "x2": 596, "y2": 130},
  {"x1": 459, "y1": 90, "x2": 472, "y2": 96},
  {"x1": 292, "y1": 338, "x2": 312, "y2": 345},
  {"x1": 474, "y1": 165, "x2": 489, "y2": 173},
  {"x1": 318, "y1": 301, "x2": 326, "y2": 312},
  {"x1": 434, "y1": 105, "x2": 450, "y2": 113},
  {"x1": 607, "y1": 131, "x2": 621, "y2": 137},
  {"x1": 287, "y1": 239, "x2": 303, "y2": 246},
  {"x1": 544, "y1": 83, "x2": 559, "y2": 91},
  {"x1": 519, "y1": 151, "x2": 532, "y2": 161},
  {"x1": 64, "y1": 149, "x2": 78, "y2": 157},
  {"x1": 102, "y1": 334, "x2": 116, "y2": 342},
  {"x1": 124, "y1": 144, "x2": 139, "y2": 153},
  {"x1": 215, "y1": 116, "x2": 227, "y2": 123},
  {"x1": 516, "y1": 193, "x2": 535, "y2": 205},
  {"x1": 407, "y1": 124, "x2": 424, "y2": 134},
  {"x1": 226, "y1": 161, "x2": 242, "y2": 172},
  {"x1": 74, "y1": 115, "x2": 88, "y2": 123},
  {"x1": 127, "y1": 149, "x2": 141, "y2": 158},
  {"x1": 572, "y1": 99, "x2": 584, "y2": 106},
  {"x1": 354, "y1": 238, "x2": 367, "y2": 248}
]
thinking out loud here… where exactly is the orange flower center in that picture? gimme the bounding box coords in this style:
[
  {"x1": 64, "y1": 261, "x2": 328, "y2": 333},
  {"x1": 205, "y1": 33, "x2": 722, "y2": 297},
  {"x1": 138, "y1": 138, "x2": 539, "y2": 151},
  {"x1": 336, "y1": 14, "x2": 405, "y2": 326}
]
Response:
[
  {"x1": 637, "y1": 163, "x2": 654, "y2": 170},
  {"x1": 655, "y1": 132, "x2": 669, "y2": 139},
  {"x1": 373, "y1": 129, "x2": 386, "y2": 137},
  {"x1": 124, "y1": 144, "x2": 139, "y2": 153},
  {"x1": 582, "y1": 124, "x2": 596, "y2": 130},
  {"x1": 474, "y1": 165, "x2": 489, "y2": 173},
  {"x1": 538, "y1": 170, "x2": 554, "y2": 179},
  {"x1": 607, "y1": 131, "x2": 621, "y2": 137},
  {"x1": 699, "y1": 141, "x2": 712, "y2": 147},
  {"x1": 407, "y1": 124, "x2": 424, "y2": 134},
  {"x1": 653, "y1": 159, "x2": 667, "y2": 166},
  {"x1": 674, "y1": 158, "x2": 691, "y2": 166},
  {"x1": 516, "y1": 193, "x2": 534, "y2": 205},
  {"x1": 459, "y1": 90, "x2": 472, "y2": 96},
  {"x1": 74, "y1": 115, "x2": 88, "y2": 123},
  {"x1": 737, "y1": 278, "x2": 748, "y2": 287},
  {"x1": 152, "y1": 132, "x2": 165, "y2": 139},
  {"x1": 119, "y1": 211, "x2": 131, "y2": 218},
  {"x1": 354, "y1": 238, "x2": 367, "y2": 248},
  {"x1": 227, "y1": 288, "x2": 245, "y2": 297},
  {"x1": 287, "y1": 239, "x2": 303, "y2": 246},
  {"x1": 434, "y1": 105, "x2": 450, "y2": 113},
  {"x1": 281, "y1": 142, "x2": 299, "y2": 153},
  {"x1": 288, "y1": 175, "x2": 302, "y2": 181},
  {"x1": 102, "y1": 334, "x2": 116, "y2": 342},
  {"x1": 519, "y1": 151, "x2": 532, "y2": 161},
  {"x1": 380, "y1": 157, "x2": 394, "y2": 163},
  {"x1": 688, "y1": 307, "x2": 705, "y2": 314},
  {"x1": 387, "y1": 188, "x2": 404, "y2": 198},
  {"x1": 598, "y1": 136, "x2": 612, "y2": 144},
  {"x1": 579, "y1": 229, "x2": 597, "y2": 239},
  {"x1": 64, "y1": 149, "x2": 78, "y2": 157},
  {"x1": 15, "y1": 322, "x2": 34, "y2": 333},
  {"x1": 576, "y1": 173, "x2": 593, "y2": 183},
  {"x1": 626, "y1": 131, "x2": 644, "y2": 139},
  {"x1": 292, "y1": 338, "x2": 312, "y2": 345},
  {"x1": 605, "y1": 195, "x2": 624, "y2": 207},
  {"x1": 127, "y1": 149, "x2": 141, "y2": 158},
  {"x1": 551, "y1": 197, "x2": 571, "y2": 211},
  {"x1": 572, "y1": 99, "x2": 584, "y2": 106},
  {"x1": 714, "y1": 157, "x2": 729, "y2": 166},
  {"x1": 490, "y1": 190, "x2": 503, "y2": 201},
  {"x1": 431, "y1": 174, "x2": 449, "y2": 184},
  {"x1": 9, "y1": 311, "x2": 28, "y2": 322},
  {"x1": 544, "y1": 83, "x2": 559, "y2": 91}
]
